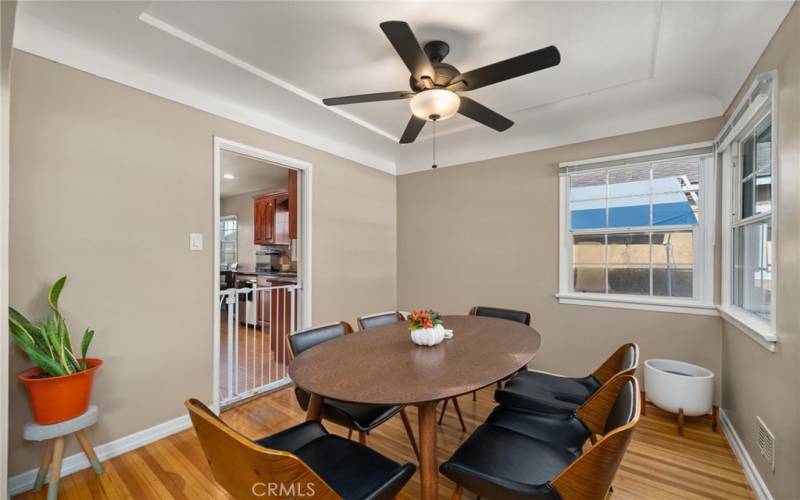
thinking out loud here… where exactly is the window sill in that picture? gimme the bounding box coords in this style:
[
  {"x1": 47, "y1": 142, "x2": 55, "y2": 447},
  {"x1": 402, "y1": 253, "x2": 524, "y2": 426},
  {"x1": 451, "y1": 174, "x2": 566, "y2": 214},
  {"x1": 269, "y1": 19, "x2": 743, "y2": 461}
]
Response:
[
  {"x1": 556, "y1": 292, "x2": 719, "y2": 316},
  {"x1": 717, "y1": 305, "x2": 776, "y2": 352}
]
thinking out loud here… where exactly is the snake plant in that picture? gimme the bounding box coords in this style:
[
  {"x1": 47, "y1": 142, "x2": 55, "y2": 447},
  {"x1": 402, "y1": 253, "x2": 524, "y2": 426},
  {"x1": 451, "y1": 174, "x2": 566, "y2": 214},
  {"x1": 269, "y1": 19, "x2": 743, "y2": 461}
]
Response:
[{"x1": 8, "y1": 276, "x2": 96, "y2": 377}]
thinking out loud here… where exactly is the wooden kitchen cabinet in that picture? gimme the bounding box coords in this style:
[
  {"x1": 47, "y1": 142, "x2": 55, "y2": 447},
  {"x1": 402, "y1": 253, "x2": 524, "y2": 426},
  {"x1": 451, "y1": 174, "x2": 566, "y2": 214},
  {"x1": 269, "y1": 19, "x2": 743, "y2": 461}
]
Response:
[
  {"x1": 253, "y1": 196, "x2": 276, "y2": 245},
  {"x1": 273, "y1": 194, "x2": 290, "y2": 245},
  {"x1": 254, "y1": 171, "x2": 297, "y2": 246}
]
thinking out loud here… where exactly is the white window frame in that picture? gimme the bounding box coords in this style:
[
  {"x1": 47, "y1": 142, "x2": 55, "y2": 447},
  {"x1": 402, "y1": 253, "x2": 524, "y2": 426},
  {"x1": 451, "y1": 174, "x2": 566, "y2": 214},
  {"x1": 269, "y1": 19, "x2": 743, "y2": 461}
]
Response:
[
  {"x1": 219, "y1": 214, "x2": 238, "y2": 267},
  {"x1": 557, "y1": 142, "x2": 717, "y2": 316},
  {"x1": 717, "y1": 71, "x2": 778, "y2": 351}
]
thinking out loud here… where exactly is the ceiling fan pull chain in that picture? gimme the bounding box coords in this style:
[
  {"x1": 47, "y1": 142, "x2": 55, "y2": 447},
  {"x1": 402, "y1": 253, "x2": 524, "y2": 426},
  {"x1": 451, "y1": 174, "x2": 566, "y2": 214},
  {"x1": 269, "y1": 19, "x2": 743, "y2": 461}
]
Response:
[{"x1": 432, "y1": 119, "x2": 438, "y2": 169}]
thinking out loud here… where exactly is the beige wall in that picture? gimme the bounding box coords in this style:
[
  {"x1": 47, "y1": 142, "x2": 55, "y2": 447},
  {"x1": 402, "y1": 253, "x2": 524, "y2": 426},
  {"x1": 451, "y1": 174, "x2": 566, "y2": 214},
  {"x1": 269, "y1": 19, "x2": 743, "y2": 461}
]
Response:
[
  {"x1": 8, "y1": 50, "x2": 397, "y2": 475},
  {"x1": 720, "y1": 5, "x2": 800, "y2": 499},
  {"x1": 398, "y1": 117, "x2": 724, "y2": 394}
]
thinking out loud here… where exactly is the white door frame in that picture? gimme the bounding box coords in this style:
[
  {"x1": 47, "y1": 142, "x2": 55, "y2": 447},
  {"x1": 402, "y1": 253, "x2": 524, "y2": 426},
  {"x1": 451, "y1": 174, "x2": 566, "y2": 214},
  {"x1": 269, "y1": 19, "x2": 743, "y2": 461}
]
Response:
[
  {"x1": 1, "y1": 2, "x2": 17, "y2": 496},
  {"x1": 211, "y1": 136, "x2": 312, "y2": 413}
]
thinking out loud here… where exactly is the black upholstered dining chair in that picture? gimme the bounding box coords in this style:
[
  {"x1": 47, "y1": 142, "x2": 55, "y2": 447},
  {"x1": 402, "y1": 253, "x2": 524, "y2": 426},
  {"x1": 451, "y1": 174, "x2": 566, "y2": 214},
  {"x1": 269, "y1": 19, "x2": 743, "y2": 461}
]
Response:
[
  {"x1": 495, "y1": 343, "x2": 639, "y2": 416},
  {"x1": 286, "y1": 321, "x2": 420, "y2": 459},
  {"x1": 357, "y1": 311, "x2": 406, "y2": 331},
  {"x1": 467, "y1": 305, "x2": 533, "y2": 401},
  {"x1": 469, "y1": 305, "x2": 532, "y2": 325},
  {"x1": 441, "y1": 374, "x2": 641, "y2": 500},
  {"x1": 186, "y1": 398, "x2": 416, "y2": 500}
]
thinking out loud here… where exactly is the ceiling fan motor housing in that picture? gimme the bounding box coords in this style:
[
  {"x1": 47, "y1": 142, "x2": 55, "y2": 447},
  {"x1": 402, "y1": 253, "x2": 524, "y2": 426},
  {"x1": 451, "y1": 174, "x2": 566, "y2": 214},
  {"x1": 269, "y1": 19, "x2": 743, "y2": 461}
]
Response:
[{"x1": 410, "y1": 41, "x2": 460, "y2": 90}]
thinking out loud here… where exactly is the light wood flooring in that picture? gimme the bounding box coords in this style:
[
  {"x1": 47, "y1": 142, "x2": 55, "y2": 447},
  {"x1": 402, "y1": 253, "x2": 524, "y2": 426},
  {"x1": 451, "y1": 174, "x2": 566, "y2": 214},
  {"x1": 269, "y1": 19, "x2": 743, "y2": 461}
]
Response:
[
  {"x1": 14, "y1": 386, "x2": 754, "y2": 500},
  {"x1": 219, "y1": 318, "x2": 289, "y2": 399}
]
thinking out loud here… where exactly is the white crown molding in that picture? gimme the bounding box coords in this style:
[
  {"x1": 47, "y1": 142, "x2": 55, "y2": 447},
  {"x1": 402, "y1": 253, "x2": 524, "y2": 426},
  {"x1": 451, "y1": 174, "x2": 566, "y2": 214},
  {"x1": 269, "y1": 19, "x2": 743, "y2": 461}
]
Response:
[
  {"x1": 719, "y1": 409, "x2": 774, "y2": 500},
  {"x1": 8, "y1": 414, "x2": 191, "y2": 496},
  {"x1": 12, "y1": 12, "x2": 397, "y2": 174},
  {"x1": 138, "y1": 12, "x2": 400, "y2": 144}
]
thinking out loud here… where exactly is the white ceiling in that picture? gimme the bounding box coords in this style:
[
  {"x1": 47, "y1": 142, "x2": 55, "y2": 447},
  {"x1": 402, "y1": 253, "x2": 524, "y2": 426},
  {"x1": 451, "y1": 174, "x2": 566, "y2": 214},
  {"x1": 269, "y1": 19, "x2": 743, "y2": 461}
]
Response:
[
  {"x1": 220, "y1": 151, "x2": 289, "y2": 198},
  {"x1": 12, "y1": 1, "x2": 792, "y2": 175}
]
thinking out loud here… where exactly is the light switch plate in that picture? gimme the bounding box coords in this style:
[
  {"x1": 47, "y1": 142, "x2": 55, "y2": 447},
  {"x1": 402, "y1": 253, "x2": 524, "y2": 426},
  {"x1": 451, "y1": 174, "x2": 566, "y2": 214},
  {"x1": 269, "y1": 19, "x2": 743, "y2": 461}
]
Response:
[{"x1": 190, "y1": 233, "x2": 203, "y2": 251}]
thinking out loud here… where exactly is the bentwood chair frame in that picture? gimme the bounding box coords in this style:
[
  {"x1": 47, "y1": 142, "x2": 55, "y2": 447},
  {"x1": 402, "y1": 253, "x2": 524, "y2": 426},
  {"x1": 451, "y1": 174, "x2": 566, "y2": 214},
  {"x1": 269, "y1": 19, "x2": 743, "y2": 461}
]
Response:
[
  {"x1": 186, "y1": 399, "x2": 341, "y2": 499},
  {"x1": 450, "y1": 374, "x2": 641, "y2": 500}
]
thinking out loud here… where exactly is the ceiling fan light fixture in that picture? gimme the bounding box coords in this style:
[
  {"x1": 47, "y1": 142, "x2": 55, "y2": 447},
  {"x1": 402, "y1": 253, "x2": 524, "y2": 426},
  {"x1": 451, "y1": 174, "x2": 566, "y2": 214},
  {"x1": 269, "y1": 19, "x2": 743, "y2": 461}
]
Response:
[{"x1": 410, "y1": 88, "x2": 460, "y2": 121}]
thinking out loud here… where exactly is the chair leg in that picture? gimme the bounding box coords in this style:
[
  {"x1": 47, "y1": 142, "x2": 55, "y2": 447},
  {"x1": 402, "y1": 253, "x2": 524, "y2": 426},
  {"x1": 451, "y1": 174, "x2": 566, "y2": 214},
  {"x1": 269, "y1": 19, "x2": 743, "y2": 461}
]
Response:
[
  {"x1": 452, "y1": 398, "x2": 467, "y2": 432},
  {"x1": 641, "y1": 391, "x2": 647, "y2": 416},
  {"x1": 712, "y1": 405, "x2": 719, "y2": 432},
  {"x1": 33, "y1": 440, "x2": 54, "y2": 492},
  {"x1": 47, "y1": 436, "x2": 65, "y2": 500},
  {"x1": 76, "y1": 430, "x2": 104, "y2": 476},
  {"x1": 451, "y1": 485, "x2": 464, "y2": 500},
  {"x1": 358, "y1": 431, "x2": 367, "y2": 445},
  {"x1": 399, "y1": 408, "x2": 420, "y2": 460},
  {"x1": 438, "y1": 399, "x2": 449, "y2": 425}
]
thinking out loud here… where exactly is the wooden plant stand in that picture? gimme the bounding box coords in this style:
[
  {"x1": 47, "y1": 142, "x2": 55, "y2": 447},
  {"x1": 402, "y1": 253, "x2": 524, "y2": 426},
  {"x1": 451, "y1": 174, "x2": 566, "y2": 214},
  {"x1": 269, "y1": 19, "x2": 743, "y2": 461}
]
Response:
[
  {"x1": 641, "y1": 391, "x2": 719, "y2": 436},
  {"x1": 23, "y1": 405, "x2": 103, "y2": 499}
]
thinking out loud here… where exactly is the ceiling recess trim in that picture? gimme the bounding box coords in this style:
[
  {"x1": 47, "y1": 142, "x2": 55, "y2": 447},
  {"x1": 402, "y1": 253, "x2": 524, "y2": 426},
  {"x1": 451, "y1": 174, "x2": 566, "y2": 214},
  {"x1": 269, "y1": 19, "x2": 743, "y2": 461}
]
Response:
[{"x1": 138, "y1": 12, "x2": 401, "y2": 143}]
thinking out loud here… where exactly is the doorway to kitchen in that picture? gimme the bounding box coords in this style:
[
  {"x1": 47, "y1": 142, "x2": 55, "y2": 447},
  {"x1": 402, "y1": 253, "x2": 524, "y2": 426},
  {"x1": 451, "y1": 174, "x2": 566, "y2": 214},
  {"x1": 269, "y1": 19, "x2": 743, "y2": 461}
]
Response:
[{"x1": 212, "y1": 137, "x2": 312, "y2": 411}]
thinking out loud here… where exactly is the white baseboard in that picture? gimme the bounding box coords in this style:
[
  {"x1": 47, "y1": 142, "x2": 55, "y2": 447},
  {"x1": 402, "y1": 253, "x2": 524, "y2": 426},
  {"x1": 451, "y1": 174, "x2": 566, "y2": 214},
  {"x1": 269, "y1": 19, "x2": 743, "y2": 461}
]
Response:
[
  {"x1": 719, "y1": 409, "x2": 773, "y2": 500},
  {"x1": 8, "y1": 413, "x2": 191, "y2": 497}
]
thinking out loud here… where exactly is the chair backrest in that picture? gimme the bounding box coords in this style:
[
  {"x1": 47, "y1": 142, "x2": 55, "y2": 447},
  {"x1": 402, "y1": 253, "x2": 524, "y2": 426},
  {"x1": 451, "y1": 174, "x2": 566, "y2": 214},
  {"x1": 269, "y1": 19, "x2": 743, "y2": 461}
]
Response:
[
  {"x1": 357, "y1": 311, "x2": 405, "y2": 331},
  {"x1": 576, "y1": 373, "x2": 637, "y2": 437},
  {"x1": 287, "y1": 321, "x2": 353, "y2": 360},
  {"x1": 185, "y1": 399, "x2": 338, "y2": 499},
  {"x1": 551, "y1": 377, "x2": 640, "y2": 500},
  {"x1": 469, "y1": 306, "x2": 531, "y2": 325},
  {"x1": 591, "y1": 343, "x2": 639, "y2": 384}
]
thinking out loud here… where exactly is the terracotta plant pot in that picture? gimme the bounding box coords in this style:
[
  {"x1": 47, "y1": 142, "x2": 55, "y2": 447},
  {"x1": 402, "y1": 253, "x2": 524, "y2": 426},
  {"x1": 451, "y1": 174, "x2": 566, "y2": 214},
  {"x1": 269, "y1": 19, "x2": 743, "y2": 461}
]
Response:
[{"x1": 18, "y1": 358, "x2": 103, "y2": 425}]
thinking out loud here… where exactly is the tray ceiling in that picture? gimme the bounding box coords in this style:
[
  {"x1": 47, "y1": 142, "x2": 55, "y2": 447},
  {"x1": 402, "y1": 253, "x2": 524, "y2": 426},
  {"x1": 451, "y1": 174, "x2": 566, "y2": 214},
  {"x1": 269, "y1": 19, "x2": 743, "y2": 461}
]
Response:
[{"x1": 12, "y1": 1, "x2": 793, "y2": 174}]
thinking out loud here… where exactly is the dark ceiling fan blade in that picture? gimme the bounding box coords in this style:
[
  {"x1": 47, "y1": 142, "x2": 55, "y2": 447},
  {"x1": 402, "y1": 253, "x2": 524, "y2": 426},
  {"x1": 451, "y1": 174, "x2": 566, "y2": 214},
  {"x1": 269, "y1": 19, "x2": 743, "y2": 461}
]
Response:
[
  {"x1": 380, "y1": 21, "x2": 436, "y2": 84},
  {"x1": 399, "y1": 115, "x2": 426, "y2": 144},
  {"x1": 448, "y1": 45, "x2": 560, "y2": 91},
  {"x1": 458, "y1": 97, "x2": 514, "y2": 131},
  {"x1": 322, "y1": 91, "x2": 413, "y2": 106}
]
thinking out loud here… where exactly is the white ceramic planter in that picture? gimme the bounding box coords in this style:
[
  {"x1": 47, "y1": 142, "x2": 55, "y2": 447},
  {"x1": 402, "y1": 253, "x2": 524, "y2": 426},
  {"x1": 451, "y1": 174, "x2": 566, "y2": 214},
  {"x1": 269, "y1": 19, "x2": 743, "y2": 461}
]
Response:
[
  {"x1": 410, "y1": 325, "x2": 453, "y2": 347},
  {"x1": 644, "y1": 359, "x2": 714, "y2": 417}
]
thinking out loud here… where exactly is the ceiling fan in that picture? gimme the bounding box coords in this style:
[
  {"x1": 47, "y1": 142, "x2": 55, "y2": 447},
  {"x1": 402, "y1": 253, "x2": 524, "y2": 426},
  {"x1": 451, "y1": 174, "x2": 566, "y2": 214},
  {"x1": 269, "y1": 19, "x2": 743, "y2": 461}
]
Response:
[{"x1": 322, "y1": 21, "x2": 561, "y2": 144}]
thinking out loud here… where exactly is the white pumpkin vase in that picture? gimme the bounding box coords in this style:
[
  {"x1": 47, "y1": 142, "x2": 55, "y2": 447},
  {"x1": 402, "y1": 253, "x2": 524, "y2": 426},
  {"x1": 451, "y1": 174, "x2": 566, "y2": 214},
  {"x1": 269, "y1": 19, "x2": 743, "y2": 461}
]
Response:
[{"x1": 410, "y1": 324, "x2": 453, "y2": 347}]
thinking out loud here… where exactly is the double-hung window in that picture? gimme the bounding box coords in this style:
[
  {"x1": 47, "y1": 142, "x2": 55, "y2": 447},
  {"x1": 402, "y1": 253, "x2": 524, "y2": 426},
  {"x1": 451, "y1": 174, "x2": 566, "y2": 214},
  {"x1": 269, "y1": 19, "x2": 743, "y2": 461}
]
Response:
[
  {"x1": 717, "y1": 71, "x2": 777, "y2": 349},
  {"x1": 558, "y1": 144, "x2": 716, "y2": 314},
  {"x1": 220, "y1": 215, "x2": 238, "y2": 268}
]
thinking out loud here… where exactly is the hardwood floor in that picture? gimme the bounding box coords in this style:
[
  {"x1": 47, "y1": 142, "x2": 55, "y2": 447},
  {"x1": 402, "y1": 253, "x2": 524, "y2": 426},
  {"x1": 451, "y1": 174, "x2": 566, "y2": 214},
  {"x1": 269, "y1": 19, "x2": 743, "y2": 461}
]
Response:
[
  {"x1": 15, "y1": 386, "x2": 754, "y2": 500},
  {"x1": 219, "y1": 318, "x2": 289, "y2": 399}
]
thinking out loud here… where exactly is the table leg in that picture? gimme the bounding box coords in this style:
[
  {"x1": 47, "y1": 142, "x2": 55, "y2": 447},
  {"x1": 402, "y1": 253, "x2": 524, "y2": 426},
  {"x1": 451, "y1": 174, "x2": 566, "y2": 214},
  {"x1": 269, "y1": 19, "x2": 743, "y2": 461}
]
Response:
[
  {"x1": 33, "y1": 440, "x2": 54, "y2": 492},
  {"x1": 47, "y1": 436, "x2": 65, "y2": 500},
  {"x1": 76, "y1": 430, "x2": 104, "y2": 475},
  {"x1": 417, "y1": 402, "x2": 438, "y2": 500},
  {"x1": 305, "y1": 392, "x2": 323, "y2": 421}
]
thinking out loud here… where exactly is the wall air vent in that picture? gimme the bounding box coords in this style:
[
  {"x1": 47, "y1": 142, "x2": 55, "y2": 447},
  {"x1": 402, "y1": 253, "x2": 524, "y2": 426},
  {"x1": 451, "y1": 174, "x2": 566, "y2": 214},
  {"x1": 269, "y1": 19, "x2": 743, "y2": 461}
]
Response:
[{"x1": 756, "y1": 416, "x2": 775, "y2": 471}]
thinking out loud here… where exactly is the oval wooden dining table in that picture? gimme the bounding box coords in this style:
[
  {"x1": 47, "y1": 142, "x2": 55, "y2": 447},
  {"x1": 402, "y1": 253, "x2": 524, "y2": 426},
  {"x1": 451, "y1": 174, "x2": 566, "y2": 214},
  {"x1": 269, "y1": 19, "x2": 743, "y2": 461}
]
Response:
[{"x1": 288, "y1": 315, "x2": 541, "y2": 500}]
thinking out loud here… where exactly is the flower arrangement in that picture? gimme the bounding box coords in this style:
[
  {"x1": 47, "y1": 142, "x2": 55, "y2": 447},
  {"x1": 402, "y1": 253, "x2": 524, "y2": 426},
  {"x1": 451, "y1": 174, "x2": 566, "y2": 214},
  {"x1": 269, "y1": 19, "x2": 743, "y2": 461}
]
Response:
[{"x1": 408, "y1": 310, "x2": 444, "y2": 331}]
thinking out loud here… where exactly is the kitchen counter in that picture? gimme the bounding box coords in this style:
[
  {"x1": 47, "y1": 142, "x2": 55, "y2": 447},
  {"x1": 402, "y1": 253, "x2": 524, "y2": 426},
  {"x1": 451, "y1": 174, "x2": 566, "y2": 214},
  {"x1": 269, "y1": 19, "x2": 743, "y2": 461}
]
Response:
[{"x1": 225, "y1": 268, "x2": 297, "y2": 283}]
